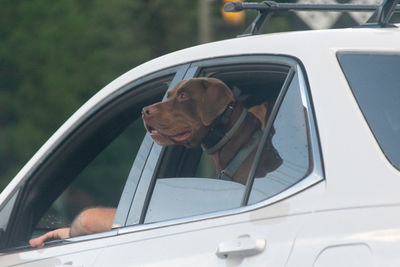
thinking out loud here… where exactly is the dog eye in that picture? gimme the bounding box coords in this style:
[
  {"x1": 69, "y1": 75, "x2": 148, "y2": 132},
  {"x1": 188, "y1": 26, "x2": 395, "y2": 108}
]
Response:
[{"x1": 178, "y1": 92, "x2": 188, "y2": 101}]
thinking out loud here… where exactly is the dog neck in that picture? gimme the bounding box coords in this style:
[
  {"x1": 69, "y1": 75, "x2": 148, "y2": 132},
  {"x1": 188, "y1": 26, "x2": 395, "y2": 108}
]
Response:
[
  {"x1": 202, "y1": 102, "x2": 262, "y2": 182},
  {"x1": 201, "y1": 101, "x2": 243, "y2": 154}
]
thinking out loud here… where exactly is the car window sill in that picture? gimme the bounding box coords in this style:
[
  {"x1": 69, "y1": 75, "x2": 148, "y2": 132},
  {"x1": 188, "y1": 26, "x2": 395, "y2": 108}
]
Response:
[{"x1": 0, "y1": 229, "x2": 118, "y2": 254}]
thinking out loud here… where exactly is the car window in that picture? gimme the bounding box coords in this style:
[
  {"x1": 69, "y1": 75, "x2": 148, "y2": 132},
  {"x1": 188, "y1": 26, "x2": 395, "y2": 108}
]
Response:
[
  {"x1": 145, "y1": 178, "x2": 245, "y2": 223},
  {"x1": 337, "y1": 52, "x2": 400, "y2": 170},
  {"x1": 249, "y1": 72, "x2": 310, "y2": 204},
  {"x1": 35, "y1": 119, "x2": 145, "y2": 236},
  {"x1": 140, "y1": 58, "x2": 319, "y2": 224},
  {"x1": 0, "y1": 70, "x2": 176, "y2": 249},
  {"x1": 31, "y1": 76, "x2": 173, "y2": 238}
]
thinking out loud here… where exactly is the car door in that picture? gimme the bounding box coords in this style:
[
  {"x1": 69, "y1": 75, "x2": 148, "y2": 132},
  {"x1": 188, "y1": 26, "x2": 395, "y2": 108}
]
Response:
[
  {"x1": 0, "y1": 65, "x2": 189, "y2": 266},
  {"x1": 93, "y1": 55, "x2": 325, "y2": 266}
]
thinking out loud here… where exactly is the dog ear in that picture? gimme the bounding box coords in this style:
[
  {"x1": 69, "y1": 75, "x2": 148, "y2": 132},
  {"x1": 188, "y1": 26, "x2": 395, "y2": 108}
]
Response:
[{"x1": 198, "y1": 78, "x2": 234, "y2": 126}]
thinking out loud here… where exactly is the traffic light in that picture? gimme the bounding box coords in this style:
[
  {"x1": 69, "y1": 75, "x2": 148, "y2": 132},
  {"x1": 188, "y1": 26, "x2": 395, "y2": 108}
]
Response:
[{"x1": 222, "y1": 0, "x2": 245, "y2": 25}]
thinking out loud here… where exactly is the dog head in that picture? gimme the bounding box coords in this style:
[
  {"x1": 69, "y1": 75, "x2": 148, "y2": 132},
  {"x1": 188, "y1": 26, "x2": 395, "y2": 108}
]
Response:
[{"x1": 142, "y1": 78, "x2": 234, "y2": 148}]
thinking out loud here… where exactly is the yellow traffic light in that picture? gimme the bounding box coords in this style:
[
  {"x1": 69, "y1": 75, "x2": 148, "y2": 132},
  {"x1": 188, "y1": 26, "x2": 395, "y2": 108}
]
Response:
[{"x1": 222, "y1": 0, "x2": 245, "y2": 25}]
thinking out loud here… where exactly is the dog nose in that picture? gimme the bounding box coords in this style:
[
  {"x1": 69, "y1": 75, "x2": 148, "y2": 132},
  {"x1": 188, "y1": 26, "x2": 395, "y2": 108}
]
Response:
[
  {"x1": 142, "y1": 106, "x2": 157, "y2": 118},
  {"x1": 142, "y1": 107, "x2": 150, "y2": 116}
]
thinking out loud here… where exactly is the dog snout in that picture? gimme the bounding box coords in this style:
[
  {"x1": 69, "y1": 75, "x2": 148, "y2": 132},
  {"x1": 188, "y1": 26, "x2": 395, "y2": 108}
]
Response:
[{"x1": 142, "y1": 105, "x2": 158, "y2": 118}]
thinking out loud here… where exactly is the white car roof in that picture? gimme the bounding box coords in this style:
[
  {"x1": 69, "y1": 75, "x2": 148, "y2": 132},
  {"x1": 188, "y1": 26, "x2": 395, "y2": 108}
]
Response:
[{"x1": 87, "y1": 25, "x2": 400, "y2": 114}]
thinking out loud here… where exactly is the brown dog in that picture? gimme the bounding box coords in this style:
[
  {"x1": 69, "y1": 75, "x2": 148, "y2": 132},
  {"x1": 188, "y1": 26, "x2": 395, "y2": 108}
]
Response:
[{"x1": 142, "y1": 77, "x2": 281, "y2": 184}]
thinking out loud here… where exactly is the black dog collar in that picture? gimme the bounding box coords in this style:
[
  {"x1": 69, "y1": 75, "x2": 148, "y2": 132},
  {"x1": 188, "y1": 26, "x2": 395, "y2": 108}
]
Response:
[
  {"x1": 201, "y1": 101, "x2": 235, "y2": 152},
  {"x1": 202, "y1": 101, "x2": 248, "y2": 154}
]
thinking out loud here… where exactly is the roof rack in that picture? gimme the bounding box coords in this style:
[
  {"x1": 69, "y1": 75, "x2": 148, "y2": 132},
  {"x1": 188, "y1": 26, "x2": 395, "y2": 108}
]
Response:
[{"x1": 224, "y1": 0, "x2": 400, "y2": 37}]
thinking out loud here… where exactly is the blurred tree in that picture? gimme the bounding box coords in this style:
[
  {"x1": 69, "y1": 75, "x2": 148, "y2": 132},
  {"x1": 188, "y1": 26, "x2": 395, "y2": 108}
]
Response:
[
  {"x1": 0, "y1": 0, "x2": 198, "y2": 191},
  {"x1": 0, "y1": 0, "x2": 299, "y2": 192}
]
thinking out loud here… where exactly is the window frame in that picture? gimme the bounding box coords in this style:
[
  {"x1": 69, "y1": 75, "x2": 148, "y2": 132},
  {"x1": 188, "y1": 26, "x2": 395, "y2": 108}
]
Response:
[{"x1": 121, "y1": 55, "x2": 324, "y2": 231}]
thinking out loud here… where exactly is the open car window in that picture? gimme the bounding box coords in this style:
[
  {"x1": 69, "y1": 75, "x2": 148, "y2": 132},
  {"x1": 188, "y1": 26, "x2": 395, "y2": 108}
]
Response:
[{"x1": 131, "y1": 56, "x2": 323, "y2": 225}]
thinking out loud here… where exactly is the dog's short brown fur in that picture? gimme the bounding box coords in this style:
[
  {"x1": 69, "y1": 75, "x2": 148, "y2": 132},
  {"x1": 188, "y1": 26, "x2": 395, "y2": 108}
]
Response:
[{"x1": 142, "y1": 77, "x2": 280, "y2": 184}]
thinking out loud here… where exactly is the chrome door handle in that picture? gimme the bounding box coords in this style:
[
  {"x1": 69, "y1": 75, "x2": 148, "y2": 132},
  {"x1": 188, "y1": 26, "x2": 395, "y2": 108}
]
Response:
[
  {"x1": 216, "y1": 235, "x2": 266, "y2": 258},
  {"x1": 62, "y1": 261, "x2": 82, "y2": 267}
]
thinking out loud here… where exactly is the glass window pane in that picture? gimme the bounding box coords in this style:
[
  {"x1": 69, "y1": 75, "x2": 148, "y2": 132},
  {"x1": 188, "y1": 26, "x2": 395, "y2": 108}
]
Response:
[
  {"x1": 338, "y1": 52, "x2": 400, "y2": 170},
  {"x1": 145, "y1": 178, "x2": 245, "y2": 223},
  {"x1": 34, "y1": 74, "x2": 173, "y2": 234},
  {"x1": 249, "y1": 73, "x2": 310, "y2": 204},
  {"x1": 36, "y1": 119, "x2": 146, "y2": 231}
]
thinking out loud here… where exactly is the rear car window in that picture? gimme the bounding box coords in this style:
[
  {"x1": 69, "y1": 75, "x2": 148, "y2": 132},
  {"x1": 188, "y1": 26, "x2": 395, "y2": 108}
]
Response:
[{"x1": 337, "y1": 52, "x2": 400, "y2": 170}]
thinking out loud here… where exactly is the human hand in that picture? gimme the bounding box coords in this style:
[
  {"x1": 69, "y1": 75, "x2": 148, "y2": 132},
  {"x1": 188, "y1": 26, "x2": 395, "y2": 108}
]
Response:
[{"x1": 29, "y1": 227, "x2": 71, "y2": 248}]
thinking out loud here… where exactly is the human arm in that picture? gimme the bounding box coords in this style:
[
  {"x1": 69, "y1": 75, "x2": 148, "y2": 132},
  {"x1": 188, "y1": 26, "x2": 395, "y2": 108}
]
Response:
[
  {"x1": 29, "y1": 207, "x2": 116, "y2": 248},
  {"x1": 69, "y1": 207, "x2": 116, "y2": 236}
]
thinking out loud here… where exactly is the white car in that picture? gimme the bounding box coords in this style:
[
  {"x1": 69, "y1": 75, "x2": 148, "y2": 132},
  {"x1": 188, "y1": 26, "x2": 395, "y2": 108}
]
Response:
[{"x1": 1, "y1": 1, "x2": 400, "y2": 266}]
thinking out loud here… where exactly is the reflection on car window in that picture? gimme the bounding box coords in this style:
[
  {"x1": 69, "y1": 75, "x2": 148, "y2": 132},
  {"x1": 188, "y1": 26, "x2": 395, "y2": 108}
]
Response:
[
  {"x1": 338, "y1": 52, "x2": 400, "y2": 170},
  {"x1": 145, "y1": 178, "x2": 244, "y2": 223},
  {"x1": 249, "y1": 73, "x2": 310, "y2": 204}
]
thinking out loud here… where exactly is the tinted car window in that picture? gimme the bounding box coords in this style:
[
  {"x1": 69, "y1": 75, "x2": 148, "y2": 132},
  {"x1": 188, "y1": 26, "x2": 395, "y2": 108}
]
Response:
[
  {"x1": 0, "y1": 71, "x2": 172, "y2": 249},
  {"x1": 36, "y1": 119, "x2": 145, "y2": 233},
  {"x1": 32, "y1": 75, "x2": 173, "y2": 238},
  {"x1": 338, "y1": 52, "x2": 400, "y2": 170},
  {"x1": 249, "y1": 72, "x2": 310, "y2": 204}
]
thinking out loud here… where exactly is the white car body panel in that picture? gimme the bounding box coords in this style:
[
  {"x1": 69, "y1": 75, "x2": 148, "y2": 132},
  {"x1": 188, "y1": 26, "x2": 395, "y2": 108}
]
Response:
[
  {"x1": 93, "y1": 183, "x2": 326, "y2": 267},
  {"x1": 1, "y1": 236, "x2": 106, "y2": 266},
  {"x1": 0, "y1": 183, "x2": 325, "y2": 266},
  {"x1": 287, "y1": 206, "x2": 400, "y2": 267},
  {"x1": 1, "y1": 25, "x2": 400, "y2": 266}
]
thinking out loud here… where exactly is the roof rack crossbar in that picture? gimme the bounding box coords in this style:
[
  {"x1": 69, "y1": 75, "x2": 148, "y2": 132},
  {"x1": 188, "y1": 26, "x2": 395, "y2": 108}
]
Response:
[
  {"x1": 224, "y1": 0, "x2": 400, "y2": 36},
  {"x1": 375, "y1": 0, "x2": 400, "y2": 25}
]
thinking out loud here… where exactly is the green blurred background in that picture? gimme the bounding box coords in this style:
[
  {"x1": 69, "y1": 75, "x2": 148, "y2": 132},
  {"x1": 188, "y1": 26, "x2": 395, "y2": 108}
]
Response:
[
  {"x1": 0, "y1": 0, "x2": 292, "y2": 192},
  {"x1": 0, "y1": 0, "x2": 393, "y2": 192}
]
